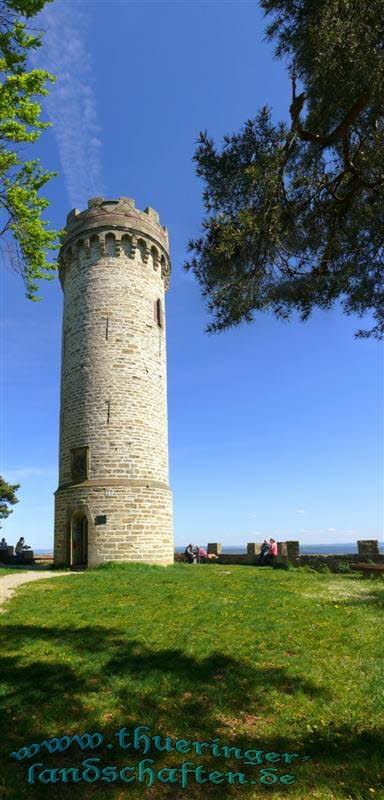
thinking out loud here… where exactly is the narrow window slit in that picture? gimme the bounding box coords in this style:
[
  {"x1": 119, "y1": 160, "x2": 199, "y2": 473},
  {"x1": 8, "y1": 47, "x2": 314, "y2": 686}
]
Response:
[{"x1": 154, "y1": 298, "x2": 163, "y2": 328}]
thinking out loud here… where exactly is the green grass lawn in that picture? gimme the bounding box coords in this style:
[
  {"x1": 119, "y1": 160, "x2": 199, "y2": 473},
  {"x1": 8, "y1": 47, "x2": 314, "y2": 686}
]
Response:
[{"x1": 0, "y1": 563, "x2": 383, "y2": 800}]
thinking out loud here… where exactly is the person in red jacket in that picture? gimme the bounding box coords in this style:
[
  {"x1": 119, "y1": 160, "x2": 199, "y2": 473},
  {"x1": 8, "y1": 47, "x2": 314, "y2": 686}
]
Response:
[
  {"x1": 198, "y1": 546, "x2": 207, "y2": 562},
  {"x1": 268, "y1": 538, "x2": 278, "y2": 564}
]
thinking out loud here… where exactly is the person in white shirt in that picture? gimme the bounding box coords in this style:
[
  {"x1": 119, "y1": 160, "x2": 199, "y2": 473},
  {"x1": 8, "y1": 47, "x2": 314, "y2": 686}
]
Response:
[{"x1": 15, "y1": 537, "x2": 30, "y2": 562}]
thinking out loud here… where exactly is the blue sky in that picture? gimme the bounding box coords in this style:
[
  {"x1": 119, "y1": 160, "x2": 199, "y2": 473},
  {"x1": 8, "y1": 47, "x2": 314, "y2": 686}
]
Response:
[{"x1": 1, "y1": 0, "x2": 382, "y2": 550}]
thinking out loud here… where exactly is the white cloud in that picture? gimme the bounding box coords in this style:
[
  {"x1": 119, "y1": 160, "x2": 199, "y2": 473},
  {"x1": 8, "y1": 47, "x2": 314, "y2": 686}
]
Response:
[
  {"x1": 4, "y1": 467, "x2": 55, "y2": 481},
  {"x1": 31, "y1": 0, "x2": 103, "y2": 209}
]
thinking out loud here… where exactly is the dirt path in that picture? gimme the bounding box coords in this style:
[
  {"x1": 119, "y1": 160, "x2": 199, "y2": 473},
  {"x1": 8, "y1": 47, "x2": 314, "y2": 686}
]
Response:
[{"x1": 0, "y1": 570, "x2": 77, "y2": 612}]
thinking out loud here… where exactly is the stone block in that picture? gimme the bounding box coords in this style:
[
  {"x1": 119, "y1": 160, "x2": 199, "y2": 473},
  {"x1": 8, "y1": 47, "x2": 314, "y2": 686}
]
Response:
[
  {"x1": 207, "y1": 543, "x2": 222, "y2": 555},
  {"x1": 66, "y1": 208, "x2": 80, "y2": 224},
  {"x1": 286, "y1": 541, "x2": 300, "y2": 562},
  {"x1": 358, "y1": 540, "x2": 379, "y2": 556},
  {"x1": 247, "y1": 542, "x2": 261, "y2": 556}
]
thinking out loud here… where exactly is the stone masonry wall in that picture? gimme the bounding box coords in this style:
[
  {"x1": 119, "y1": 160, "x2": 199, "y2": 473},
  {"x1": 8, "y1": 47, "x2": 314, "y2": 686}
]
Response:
[
  {"x1": 55, "y1": 484, "x2": 173, "y2": 566},
  {"x1": 54, "y1": 197, "x2": 174, "y2": 567},
  {"x1": 174, "y1": 541, "x2": 383, "y2": 571}
]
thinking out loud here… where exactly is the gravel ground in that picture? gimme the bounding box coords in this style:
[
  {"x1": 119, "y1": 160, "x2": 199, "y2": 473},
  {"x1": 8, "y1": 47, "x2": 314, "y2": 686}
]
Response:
[{"x1": 0, "y1": 570, "x2": 77, "y2": 612}]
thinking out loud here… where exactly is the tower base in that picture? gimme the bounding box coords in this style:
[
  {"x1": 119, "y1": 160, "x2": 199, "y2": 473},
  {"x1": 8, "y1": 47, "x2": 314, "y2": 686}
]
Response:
[{"x1": 54, "y1": 480, "x2": 174, "y2": 567}]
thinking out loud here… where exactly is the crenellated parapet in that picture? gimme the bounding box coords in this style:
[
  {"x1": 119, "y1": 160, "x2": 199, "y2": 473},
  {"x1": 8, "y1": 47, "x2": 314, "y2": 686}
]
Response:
[{"x1": 58, "y1": 196, "x2": 171, "y2": 290}]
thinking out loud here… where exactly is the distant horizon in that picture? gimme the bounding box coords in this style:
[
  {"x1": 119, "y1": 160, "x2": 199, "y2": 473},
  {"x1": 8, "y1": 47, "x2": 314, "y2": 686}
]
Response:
[
  {"x1": 174, "y1": 540, "x2": 384, "y2": 547},
  {"x1": 2, "y1": 536, "x2": 383, "y2": 550},
  {"x1": 2, "y1": 531, "x2": 382, "y2": 552},
  {"x1": 30, "y1": 539, "x2": 384, "y2": 556}
]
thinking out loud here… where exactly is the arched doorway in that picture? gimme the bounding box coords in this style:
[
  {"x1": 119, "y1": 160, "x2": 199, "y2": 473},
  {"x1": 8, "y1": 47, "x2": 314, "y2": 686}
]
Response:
[{"x1": 70, "y1": 512, "x2": 88, "y2": 566}]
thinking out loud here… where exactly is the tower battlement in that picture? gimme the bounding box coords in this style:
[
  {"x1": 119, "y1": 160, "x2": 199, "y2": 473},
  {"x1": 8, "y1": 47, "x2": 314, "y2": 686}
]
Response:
[{"x1": 59, "y1": 197, "x2": 171, "y2": 290}]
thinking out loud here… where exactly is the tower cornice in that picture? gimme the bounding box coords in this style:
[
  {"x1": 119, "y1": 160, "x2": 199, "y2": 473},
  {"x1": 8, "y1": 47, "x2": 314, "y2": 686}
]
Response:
[
  {"x1": 62, "y1": 196, "x2": 169, "y2": 251},
  {"x1": 58, "y1": 197, "x2": 171, "y2": 291}
]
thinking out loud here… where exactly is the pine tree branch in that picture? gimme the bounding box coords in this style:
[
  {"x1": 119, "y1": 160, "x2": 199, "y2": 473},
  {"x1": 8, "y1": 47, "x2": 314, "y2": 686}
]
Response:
[{"x1": 289, "y1": 75, "x2": 371, "y2": 147}]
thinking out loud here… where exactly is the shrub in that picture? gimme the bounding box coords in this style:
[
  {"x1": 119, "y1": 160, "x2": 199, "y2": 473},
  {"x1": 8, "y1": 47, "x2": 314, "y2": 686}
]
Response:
[
  {"x1": 337, "y1": 562, "x2": 352, "y2": 574},
  {"x1": 297, "y1": 565, "x2": 317, "y2": 574},
  {"x1": 273, "y1": 560, "x2": 291, "y2": 570}
]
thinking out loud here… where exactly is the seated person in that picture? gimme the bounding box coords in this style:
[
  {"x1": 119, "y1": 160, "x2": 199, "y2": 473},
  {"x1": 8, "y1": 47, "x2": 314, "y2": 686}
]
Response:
[
  {"x1": 198, "y1": 546, "x2": 208, "y2": 562},
  {"x1": 0, "y1": 537, "x2": 7, "y2": 562},
  {"x1": 268, "y1": 538, "x2": 278, "y2": 564},
  {"x1": 15, "y1": 537, "x2": 30, "y2": 562},
  {"x1": 258, "y1": 540, "x2": 270, "y2": 565},
  {"x1": 184, "y1": 544, "x2": 196, "y2": 564}
]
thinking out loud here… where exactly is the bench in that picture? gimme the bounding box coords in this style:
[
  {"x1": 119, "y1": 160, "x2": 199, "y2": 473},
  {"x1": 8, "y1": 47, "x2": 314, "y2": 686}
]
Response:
[
  {"x1": 351, "y1": 563, "x2": 384, "y2": 578},
  {"x1": 33, "y1": 556, "x2": 54, "y2": 564}
]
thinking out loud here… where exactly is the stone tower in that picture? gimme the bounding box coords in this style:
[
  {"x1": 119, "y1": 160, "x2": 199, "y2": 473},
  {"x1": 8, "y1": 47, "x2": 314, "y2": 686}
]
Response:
[{"x1": 54, "y1": 196, "x2": 173, "y2": 567}]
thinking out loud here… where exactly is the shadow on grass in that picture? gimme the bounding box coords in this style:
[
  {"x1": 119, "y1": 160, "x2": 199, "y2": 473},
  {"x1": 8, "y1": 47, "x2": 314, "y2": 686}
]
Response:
[
  {"x1": 0, "y1": 564, "x2": 63, "y2": 572},
  {"x1": 319, "y1": 573, "x2": 384, "y2": 609},
  {"x1": 334, "y1": 585, "x2": 384, "y2": 608},
  {"x1": 0, "y1": 624, "x2": 382, "y2": 799}
]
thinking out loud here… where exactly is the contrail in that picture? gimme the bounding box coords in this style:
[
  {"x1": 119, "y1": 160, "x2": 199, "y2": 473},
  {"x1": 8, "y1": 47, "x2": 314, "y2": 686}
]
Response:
[{"x1": 31, "y1": 0, "x2": 104, "y2": 210}]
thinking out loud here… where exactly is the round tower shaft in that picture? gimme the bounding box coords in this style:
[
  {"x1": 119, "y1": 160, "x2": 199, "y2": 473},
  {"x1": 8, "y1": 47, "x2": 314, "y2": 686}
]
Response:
[{"x1": 54, "y1": 196, "x2": 173, "y2": 567}]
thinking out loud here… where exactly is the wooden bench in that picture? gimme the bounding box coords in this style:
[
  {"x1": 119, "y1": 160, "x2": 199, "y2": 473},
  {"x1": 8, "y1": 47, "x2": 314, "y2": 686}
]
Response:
[
  {"x1": 33, "y1": 557, "x2": 54, "y2": 565},
  {"x1": 351, "y1": 563, "x2": 384, "y2": 578},
  {"x1": 33, "y1": 554, "x2": 53, "y2": 561}
]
